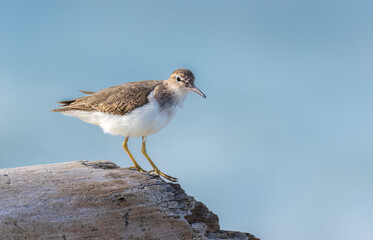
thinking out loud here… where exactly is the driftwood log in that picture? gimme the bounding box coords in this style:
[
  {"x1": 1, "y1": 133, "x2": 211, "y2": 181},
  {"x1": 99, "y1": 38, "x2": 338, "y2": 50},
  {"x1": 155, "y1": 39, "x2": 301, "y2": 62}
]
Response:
[{"x1": 0, "y1": 161, "x2": 258, "y2": 240}]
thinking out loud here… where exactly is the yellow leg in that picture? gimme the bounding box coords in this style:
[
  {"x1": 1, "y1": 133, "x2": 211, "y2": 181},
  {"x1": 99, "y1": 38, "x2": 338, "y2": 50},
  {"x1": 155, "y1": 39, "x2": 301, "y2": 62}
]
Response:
[
  {"x1": 141, "y1": 137, "x2": 178, "y2": 182},
  {"x1": 122, "y1": 137, "x2": 145, "y2": 172}
]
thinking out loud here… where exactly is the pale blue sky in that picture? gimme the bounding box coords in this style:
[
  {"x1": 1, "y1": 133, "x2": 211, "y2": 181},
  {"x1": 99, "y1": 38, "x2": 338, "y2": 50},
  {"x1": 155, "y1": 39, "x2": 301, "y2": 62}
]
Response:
[{"x1": 1, "y1": 1, "x2": 372, "y2": 239}]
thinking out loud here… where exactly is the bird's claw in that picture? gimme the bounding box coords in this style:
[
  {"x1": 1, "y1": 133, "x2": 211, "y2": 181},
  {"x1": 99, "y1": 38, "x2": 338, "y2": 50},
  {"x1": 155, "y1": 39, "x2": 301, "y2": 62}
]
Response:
[
  {"x1": 129, "y1": 166, "x2": 146, "y2": 172},
  {"x1": 148, "y1": 169, "x2": 178, "y2": 182}
]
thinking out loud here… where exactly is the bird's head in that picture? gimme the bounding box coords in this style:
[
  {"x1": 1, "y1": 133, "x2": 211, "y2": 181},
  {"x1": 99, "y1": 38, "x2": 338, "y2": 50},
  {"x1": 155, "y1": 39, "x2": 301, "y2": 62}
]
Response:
[{"x1": 166, "y1": 69, "x2": 206, "y2": 98}]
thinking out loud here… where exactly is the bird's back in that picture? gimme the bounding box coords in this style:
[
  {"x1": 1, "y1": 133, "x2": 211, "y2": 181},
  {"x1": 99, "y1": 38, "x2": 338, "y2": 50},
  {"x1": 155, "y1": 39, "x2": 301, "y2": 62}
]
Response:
[{"x1": 52, "y1": 80, "x2": 162, "y2": 116}]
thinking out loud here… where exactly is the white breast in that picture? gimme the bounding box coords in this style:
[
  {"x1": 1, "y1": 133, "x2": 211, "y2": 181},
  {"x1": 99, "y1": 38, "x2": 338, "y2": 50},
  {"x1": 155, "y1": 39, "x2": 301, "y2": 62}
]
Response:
[{"x1": 62, "y1": 91, "x2": 182, "y2": 138}]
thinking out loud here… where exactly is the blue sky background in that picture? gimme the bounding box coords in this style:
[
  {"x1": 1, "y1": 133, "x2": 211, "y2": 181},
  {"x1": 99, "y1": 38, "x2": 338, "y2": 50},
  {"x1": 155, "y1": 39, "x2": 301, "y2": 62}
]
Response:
[{"x1": 1, "y1": 1, "x2": 372, "y2": 239}]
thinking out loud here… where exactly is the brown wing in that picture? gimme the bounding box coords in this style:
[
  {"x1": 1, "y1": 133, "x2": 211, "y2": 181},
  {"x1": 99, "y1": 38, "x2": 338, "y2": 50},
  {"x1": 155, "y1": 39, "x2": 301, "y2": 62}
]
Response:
[
  {"x1": 79, "y1": 90, "x2": 96, "y2": 95},
  {"x1": 51, "y1": 80, "x2": 162, "y2": 115}
]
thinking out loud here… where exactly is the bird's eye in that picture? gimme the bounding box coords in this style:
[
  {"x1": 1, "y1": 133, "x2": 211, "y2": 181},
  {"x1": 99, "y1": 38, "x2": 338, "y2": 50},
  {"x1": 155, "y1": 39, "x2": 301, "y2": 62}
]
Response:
[{"x1": 176, "y1": 76, "x2": 181, "y2": 82}]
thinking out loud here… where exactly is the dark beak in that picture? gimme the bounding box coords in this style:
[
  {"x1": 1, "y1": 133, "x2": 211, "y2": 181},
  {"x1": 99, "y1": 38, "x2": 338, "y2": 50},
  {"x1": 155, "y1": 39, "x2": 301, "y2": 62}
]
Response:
[{"x1": 190, "y1": 83, "x2": 206, "y2": 98}]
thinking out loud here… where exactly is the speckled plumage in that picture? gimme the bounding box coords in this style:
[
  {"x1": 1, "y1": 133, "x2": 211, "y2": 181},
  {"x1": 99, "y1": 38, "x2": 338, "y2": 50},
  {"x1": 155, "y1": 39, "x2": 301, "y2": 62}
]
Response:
[
  {"x1": 52, "y1": 80, "x2": 162, "y2": 115},
  {"x1": 52, "y1": 69, "x2": 205, "y2": 138}
]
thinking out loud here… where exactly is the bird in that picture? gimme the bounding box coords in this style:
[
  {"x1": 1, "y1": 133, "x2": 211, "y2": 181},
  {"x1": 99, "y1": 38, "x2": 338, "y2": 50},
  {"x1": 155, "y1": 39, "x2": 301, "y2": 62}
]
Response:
[{"x1": 52, "y1": 69, "x2": 206, "y2": 182}]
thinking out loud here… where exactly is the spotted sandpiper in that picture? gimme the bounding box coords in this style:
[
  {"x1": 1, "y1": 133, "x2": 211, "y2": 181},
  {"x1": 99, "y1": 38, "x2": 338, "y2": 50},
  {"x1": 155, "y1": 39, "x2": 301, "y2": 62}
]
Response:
[{"x1": 52, "y1": 69, "x2": 206, "y2": 182}]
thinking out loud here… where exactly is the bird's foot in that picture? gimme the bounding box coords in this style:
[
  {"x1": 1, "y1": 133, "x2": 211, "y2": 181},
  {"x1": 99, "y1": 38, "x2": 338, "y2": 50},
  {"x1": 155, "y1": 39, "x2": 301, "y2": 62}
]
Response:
[
  {"x1": 129, "y1": 166, "x2": 146, "y2": 172},
  {"x1": 148, "y1": 169, "x2": 178, "y2": 182}
]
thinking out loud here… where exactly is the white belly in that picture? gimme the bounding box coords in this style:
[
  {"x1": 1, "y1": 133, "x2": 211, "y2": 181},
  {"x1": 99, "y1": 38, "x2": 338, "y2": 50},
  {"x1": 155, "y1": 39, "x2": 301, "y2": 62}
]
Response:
[{"x1": 62, "y1": 100, "x2": 178, "y2": 138}]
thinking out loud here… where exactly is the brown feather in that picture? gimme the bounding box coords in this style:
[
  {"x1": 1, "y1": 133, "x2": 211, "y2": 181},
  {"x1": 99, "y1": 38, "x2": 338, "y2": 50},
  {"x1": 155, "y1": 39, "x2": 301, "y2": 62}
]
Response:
[
  {"x1": 79, "y1": 90, "x2": 96, "y2": 95},
  {"x1": 51, "y1": 80, "x2": 162, "y2": 115}
]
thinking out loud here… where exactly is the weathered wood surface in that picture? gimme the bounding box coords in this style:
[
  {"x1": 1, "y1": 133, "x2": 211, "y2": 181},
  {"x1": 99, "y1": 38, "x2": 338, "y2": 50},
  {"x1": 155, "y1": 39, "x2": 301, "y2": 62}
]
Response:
[{"x1": 0, "y1": 161, "x2": 258, "y2": 240}]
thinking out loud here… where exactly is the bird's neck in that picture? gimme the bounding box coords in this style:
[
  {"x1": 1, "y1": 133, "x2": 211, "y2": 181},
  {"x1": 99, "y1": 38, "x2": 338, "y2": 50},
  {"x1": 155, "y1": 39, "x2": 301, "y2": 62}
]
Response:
[
  {"x1": 153, "y1": 82, "x2": 189, "y2": 109},
  {"x1": 167, "y1": 83, "x2": 189, "y2": 104}
]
